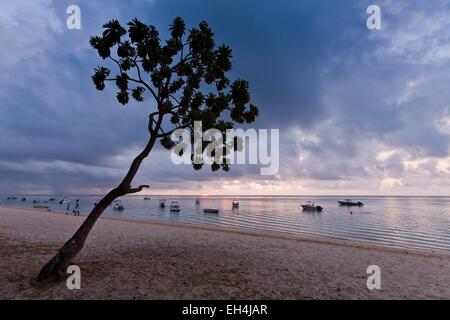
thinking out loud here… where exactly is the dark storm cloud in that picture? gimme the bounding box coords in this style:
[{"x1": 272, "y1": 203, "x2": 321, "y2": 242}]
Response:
[{"x1": 1, "y1": 0, "x2": 450, "y2": 194}]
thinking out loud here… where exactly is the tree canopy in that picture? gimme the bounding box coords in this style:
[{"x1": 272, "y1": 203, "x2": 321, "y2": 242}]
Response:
[{"x1": 90, "y1": 17, "x2": 259, "y2": 171}]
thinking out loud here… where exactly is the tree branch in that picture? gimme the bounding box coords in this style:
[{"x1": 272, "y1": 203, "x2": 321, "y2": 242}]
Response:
[
  {"x1": 128, "y1": 185, "x2": 150, "y2": 194},
  {"x1": 156, "y1": 124, "x2": 191, "y2": 138},
  {"x1": 109, "y1": 57, "x2": 123, "y2": 74},
  {"x1": 133, "y1": 60, "x2": 159, "y2": 102},
  {"x1": 169, "y1": 94, "x2": 181, "y2": 105}
]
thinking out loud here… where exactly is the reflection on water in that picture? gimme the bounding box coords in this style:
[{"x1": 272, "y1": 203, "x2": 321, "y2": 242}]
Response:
[{"x1": 2, "y1": 195, "x2": 450, "y2": 252}]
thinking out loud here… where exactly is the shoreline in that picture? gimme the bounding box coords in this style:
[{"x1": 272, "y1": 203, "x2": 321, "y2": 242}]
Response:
[
  {"x1": 0, "y1": 204, "x2": 448, "y2": 259},
  {"x1": 1, "y1": 205, "x2": 449, "y2": 299}
]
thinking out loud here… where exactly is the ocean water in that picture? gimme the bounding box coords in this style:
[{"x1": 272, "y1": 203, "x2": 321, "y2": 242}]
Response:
[{"x1": 2, "y1": 195, "x2": 450, "y2": 252}]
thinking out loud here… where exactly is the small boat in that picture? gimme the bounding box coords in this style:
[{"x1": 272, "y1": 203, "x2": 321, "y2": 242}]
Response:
[
  {"x1": 203, "y1": 208, "x2": 219, "y2": 214},
  {"x1": 338, "y1": 199, "x2": 364, "y2": 207},
  {"x1": 159, "y1": 200, "x2": 166, "y2": 208},
  {"x1": 301, "y1": 201, "x2": 323, "y2": 212},
  {"x1": 49, "y1": 197, "x2": 56, "y2": 202},
  {"x1": 33, "y1": 200, "x2": 49, "y2": 209},
  {"x1": 144, "y1": 197, "x2": 151, "y2": 200},
  {"x1": 94, "y1": 199, "x2": 100, "y2": 206},
  {"x1": 170, "y1": 201, "x2": 180, "y2": 212},
  {"x1": 113, "y1": 200, "x2": 124, "y2": 211},
  {"x1": 232, "y1": 200, "x2": 239, "y2": 208},
  {"x1": 7, "y1": 196, "x2": 17, "y2": 200},
  {"x1": 195, "y1": 199, "x2": 200, "y2": 205},
  {"x1": 33, "y1": 203, "x2": 50, "y2": 209},
  {"x1": 33, "y1": 200, "x2": 48, "y2": 204}
]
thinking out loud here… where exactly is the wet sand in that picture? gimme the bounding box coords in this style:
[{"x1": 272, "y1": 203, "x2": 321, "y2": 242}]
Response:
[{"x1": 0, "y1": 205, "x2": 449, "y2": 299}]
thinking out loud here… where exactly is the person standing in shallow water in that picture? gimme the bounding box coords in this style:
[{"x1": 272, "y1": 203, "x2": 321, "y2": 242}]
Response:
[
  {"x1": 65, "y1": 201, "x2": 70, "y2": 215},
  {"x1": 73, "y1": 199, "x2": 80, "y2": 216}
]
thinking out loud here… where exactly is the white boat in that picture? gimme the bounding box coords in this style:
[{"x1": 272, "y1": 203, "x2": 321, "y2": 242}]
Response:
[
  {"x1": 203, "y1": 208, "x2": 219, "y2": 214},
  {"x1": 113, "y1": 200, "x2": 124, "y2": 211},
  {"x1": 33, "y1": 201, "x2": 50, "y2": 209},
  {"x1": 94, "y1": 199, "x2": 100, "y2": 206},
  {"x1": 232, "y1": 200, "x2": 239, "y2": 208},
  {"x1": 301, "y1": 201, "x2": 323, "y2": 212},
  {"x1": 170, "y1": 201, "x2": 180, "y2": 212},
  {"x1": 33, "y1": 200, "x2": 49, "y2": 204},
  {"x1": 159, "y1": 200, "x2": 166, "y2": 208}
]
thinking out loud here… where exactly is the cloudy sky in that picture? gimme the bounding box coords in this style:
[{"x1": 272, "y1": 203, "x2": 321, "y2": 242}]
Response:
[{"x1": 1, "y1": 0, "x2": 450, "y2": 195}]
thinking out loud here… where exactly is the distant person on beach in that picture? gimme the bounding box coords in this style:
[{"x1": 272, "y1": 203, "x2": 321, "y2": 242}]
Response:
[
  {"x1": 73, "y1": 199, "x2": 80, "y2": 216},
  {"x1": 66, "y1": 201, "x2": 70, "y2": 215}
]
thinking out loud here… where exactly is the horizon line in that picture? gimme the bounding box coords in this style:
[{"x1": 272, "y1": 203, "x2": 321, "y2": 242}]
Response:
[{"x1": 2, "y1": 193, "x2": 450, "y2": 198}]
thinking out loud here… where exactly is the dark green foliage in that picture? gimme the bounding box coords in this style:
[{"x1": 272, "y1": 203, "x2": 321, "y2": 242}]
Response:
[
  {"x1": 91, "y1": 67, "x2": 110, "y2": 90},
  {"x1": 131, "y1": 86, "x2": 145, "y2": 102},
  {"x1": 90, "y1": 17, "x2": 259, "y2": 171}
]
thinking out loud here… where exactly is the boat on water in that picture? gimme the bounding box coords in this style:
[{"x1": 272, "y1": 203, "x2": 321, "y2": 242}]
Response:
[
  {"x1": 301, "y1": 201, "x2": 323, "y2": 212},
  {"x1": 144, "y1": 197, "x2": 151, "y2": 200},
  {"x1": 21, "y1": 197, "x2": 26, "y2": 202},
  {"x1": 204, "y1": 208, "x2": 219, "y2": 214},
  {"x1": 232, "y1": 200, "x2": 239, "y2": 208},
  {"x1": 33, "y1": 200, "x2": 49, "y2": 204},
  {"x1": 49, "y1": 197, "x2": 56, "y2": 202},
  {"x1": 159, "y1": 200, "x2": 166, "y2": 208},
  {"x1": 33, "y1": 200, "x2": 49, "y2": 209},
  {"x1": 170, "y1": 201, "x2": 180, "y2": 212},
  {"x1": 195, "y1": 199, "x2": 200, "y2": 205},
  {"x1": 7, "y1": 196, "x2": 17, "y2": 200},
  {"x1": 112, "y1": 200, "x2": 124, "y2": 211},
  {"x1": 33, "y1": 203, "x2": 50, "y2": 209},
  {"x1": 338, "y1": 199, "x2": 364, "y2": 207}
]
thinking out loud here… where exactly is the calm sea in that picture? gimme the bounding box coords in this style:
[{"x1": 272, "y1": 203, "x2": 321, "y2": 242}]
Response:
[{"x1": 2, "y1": 195, "x2": 450, "y2": 252}]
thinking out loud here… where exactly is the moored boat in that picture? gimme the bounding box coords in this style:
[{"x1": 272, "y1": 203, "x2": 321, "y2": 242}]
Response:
[
  {"x1": 33, "y1": 200, "x2": 50, "y2": 209},
  {"x1": 170, "y1": 201, "x2": 180, "y2": 212},
  {"x1": 301, "y1": 201, "x2": 323, "y2": 212},
  {"x1": 203, "y1": 208, "x2": 219, "y2": 214},
  {"x1": 338, "y1": 199, "x2": 364, "y2": 207},
  {"x1": 113, "y1": 200, "x2": 124, "y2": 211}
]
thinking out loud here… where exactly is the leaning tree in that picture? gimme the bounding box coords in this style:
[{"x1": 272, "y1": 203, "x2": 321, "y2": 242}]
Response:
[{"x1": 37, "y1": 17, "x2": 259, "y2": 282}]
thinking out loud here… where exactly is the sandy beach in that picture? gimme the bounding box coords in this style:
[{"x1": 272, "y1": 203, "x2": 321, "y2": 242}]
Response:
[{"x1": 0, "y1": 205, "x2": 449, "y2": 299}]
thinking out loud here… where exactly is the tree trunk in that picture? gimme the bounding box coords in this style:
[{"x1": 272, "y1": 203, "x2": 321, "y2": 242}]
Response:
[{"x1": 37, "y1": 132, "x2": 158, "y2": 283}]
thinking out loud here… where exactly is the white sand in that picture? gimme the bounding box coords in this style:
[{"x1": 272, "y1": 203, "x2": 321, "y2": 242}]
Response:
[{"x1": 0, "y1": 205, "x2": 449, "y2": 299}]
